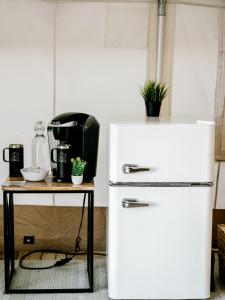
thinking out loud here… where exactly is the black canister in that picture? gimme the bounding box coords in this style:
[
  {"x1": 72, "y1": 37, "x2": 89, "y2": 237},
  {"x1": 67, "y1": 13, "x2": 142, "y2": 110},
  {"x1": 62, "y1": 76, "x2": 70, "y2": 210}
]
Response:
[
  {"x1": 3, "y1": 144, "x2": 24, "y2": 177},
  {"x1": 51, "y1": 144, "x2": 71, "y2": 182}
]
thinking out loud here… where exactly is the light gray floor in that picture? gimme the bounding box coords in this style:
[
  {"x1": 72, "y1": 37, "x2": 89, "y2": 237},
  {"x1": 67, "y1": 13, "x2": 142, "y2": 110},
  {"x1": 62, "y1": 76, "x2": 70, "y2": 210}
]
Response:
[
  {"x1": 0, "y1": 256, "x2": 224, "y2": 299},
  {"x1": 0, "y1": 258, "x2": 108, "y2": 300}
]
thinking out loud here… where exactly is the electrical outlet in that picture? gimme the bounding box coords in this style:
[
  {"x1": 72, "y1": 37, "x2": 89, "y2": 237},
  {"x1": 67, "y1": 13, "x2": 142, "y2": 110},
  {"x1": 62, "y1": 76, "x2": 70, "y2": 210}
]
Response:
[{"x1": 23, "y1": 236, "x2": 35, "y2": 244}]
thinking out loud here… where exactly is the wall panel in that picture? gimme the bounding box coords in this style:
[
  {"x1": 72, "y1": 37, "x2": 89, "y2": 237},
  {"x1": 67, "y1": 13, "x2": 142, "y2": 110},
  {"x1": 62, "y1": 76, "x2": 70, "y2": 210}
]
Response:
[
  {"x1": 0, "y1": 0, "x2": 54, "y2": 205},
  {"x1": 171, "y1": 4, "x2": 218, "y2": 121},
  {"x1": 55, "y1": 2, "x2": 148, "y2": 206},
  {"x1": 170, "y1": 4, "x2": 221, "y2": 208}
]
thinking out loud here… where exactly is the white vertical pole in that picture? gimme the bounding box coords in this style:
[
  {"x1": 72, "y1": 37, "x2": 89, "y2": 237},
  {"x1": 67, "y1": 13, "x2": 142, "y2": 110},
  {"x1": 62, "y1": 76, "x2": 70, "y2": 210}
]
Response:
[{"x1": 156, "y1": 0, "x2": 166, "y2": 82}]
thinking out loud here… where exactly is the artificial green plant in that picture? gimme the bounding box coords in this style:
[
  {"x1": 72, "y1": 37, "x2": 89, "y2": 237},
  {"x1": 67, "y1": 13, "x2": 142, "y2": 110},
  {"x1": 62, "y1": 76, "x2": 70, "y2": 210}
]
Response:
[
  {"x1": 71, "y1": 157, "x2": 87, "y2": 176},
  {"x1": 140, "y1": 80, "x2": 168, "y2": 103}
]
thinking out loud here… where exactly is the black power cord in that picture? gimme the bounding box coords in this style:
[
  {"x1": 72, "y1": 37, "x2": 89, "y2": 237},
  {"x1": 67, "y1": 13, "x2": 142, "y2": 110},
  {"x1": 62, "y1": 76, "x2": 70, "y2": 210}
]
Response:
[{"x1": 19, "y1": 193, "x2": 106, "y2": 270}]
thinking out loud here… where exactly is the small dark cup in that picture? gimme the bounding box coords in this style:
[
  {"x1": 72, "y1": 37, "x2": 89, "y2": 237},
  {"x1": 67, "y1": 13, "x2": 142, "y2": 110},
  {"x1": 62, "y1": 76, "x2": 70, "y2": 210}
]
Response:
[{"x1": 3, "y1": 144, "x2": 24, "y2": 177}]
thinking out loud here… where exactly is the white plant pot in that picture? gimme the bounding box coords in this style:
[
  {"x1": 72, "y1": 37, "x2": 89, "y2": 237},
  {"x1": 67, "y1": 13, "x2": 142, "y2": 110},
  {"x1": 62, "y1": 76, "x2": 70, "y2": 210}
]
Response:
[{"x1": 71, "y1": 175, "x2": 83, "y2": 185}]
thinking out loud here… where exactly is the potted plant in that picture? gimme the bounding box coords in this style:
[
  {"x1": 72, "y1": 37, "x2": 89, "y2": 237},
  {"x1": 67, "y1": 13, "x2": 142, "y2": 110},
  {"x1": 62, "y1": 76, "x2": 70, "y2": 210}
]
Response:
[
  {"x1": 71, "y1": 157, "x2": 87, "y2": 185},
  {"x1": 139, "y1": 80, "x2": 168, "y2": 117}
]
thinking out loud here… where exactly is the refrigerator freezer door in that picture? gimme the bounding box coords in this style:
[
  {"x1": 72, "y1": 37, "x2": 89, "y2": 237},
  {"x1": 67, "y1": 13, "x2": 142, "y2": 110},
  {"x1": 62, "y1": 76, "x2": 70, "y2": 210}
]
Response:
[
  {"x1": 108, "y1": 186, "x2": 212, "y2": 299},
  {"x1": 109, "y1": 122, "x2": 214, "y2": 183}
]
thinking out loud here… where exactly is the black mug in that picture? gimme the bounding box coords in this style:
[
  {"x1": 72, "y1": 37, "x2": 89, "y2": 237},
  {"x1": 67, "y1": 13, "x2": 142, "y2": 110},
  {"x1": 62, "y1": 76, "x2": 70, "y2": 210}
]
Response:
[
  {"x1": 51, "y1": 144, "x2": 71, "y2": 182},
  {"x1": 3, "y1": 144, "x2": 24, "y2": 177}
]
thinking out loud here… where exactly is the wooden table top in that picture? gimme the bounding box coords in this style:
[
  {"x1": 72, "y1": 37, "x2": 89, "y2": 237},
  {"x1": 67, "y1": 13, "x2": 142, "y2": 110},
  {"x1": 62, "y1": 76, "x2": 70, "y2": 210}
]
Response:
[{"x1": 1, "y1": 177, "x2": 94, "y2": 192}]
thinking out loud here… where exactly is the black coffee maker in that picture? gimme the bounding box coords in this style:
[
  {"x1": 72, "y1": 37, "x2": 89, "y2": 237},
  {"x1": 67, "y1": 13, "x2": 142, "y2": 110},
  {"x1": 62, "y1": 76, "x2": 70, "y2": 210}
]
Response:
[{"x1": 47, "y1": 112, "x2": 99, "y2": 182}]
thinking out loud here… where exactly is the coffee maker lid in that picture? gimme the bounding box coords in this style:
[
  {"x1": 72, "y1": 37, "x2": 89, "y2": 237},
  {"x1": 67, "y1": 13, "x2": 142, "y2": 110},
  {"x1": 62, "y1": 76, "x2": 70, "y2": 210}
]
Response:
[
  {"x1": 49, "y1": 121, "x2": 77, "y2": 127},
  {"x1": 9, "y1": 144, "x2": 23, "y2": 149},
  {"x1": 57, "y1": 144, "x2": 71, "y2": 150},
  {"x1": 49, "y1": 112, "x2": 93, "y2": 128}
]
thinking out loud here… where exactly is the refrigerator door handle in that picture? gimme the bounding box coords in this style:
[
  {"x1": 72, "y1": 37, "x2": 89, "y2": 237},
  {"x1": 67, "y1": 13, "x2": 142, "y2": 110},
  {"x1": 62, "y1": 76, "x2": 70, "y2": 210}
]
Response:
[
  {"x1": 122, "y1": 198, "x2": 150, "y2": 208},
  {"x1": 122, "y1": 164, "x2": 150, "y2": 174}
]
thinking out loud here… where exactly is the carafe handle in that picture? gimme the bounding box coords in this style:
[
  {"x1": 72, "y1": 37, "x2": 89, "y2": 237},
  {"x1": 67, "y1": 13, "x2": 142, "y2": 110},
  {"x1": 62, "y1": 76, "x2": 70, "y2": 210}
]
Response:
[
  {"x1": 3, "y1": 148, "x2": 9, "y2": 162},
  {"x1": 51, "y1": 148, "x2": 57, "y2": 163}
]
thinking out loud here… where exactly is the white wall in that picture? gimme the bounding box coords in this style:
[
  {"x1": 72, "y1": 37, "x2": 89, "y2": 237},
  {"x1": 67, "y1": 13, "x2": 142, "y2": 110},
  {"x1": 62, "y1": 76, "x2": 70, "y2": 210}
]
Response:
[
  {"x1": 1, "y1": 1, "x2": 222, "y2": 207},
  {"x1": 54, "y1": 2, "x2": 147, "y2": 206},
  {"x1": 171, "y1": 4, "x2": 225, "y2": 208},
  {"x1": 171, "y1": 4, "x2": 218, "y2": 121},
  {"x1": 0, "y1": 0, "x2": 148, "y2": 206},
  {"x1": 0, "y1": 0, "x2": 54, "y2": 205}
]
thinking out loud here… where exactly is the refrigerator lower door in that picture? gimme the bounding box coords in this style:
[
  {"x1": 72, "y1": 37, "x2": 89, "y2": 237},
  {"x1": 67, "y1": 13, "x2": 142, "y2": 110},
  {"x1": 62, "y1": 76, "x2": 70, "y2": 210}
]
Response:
[{"x1": 108, "y1": 186, "x2": 212, "y2": 299}]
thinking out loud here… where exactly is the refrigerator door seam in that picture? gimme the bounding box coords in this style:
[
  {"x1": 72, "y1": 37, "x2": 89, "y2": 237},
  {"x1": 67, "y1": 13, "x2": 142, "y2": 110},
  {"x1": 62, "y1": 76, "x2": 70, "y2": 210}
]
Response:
[{"x1": 109, "y1": 181, "x2": 213, "y2": 187}]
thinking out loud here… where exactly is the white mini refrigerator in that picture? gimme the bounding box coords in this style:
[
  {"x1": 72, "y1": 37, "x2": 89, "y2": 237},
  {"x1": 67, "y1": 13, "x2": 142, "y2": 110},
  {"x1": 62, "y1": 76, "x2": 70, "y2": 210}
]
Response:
[{"x1": 108, "y1": 119, "x2": 214, "y2": 299}]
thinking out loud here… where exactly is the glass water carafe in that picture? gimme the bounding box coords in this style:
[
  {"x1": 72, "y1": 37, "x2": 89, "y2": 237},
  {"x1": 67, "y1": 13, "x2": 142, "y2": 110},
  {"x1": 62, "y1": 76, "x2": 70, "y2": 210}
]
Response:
[{"x1": 32, "y1": 121, "x2": 50, "y2": 171}]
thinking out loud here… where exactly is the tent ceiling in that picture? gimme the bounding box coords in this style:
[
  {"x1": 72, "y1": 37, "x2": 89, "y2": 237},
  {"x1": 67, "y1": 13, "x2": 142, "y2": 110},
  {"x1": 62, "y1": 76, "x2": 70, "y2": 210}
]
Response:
[{"x1": 41, "y1": 0, "x2": 225, "y2": 8}]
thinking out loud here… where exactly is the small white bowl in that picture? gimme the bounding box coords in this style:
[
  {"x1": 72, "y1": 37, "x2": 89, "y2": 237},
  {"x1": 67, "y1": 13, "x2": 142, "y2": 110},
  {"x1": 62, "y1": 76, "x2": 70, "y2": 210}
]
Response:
[{"x1": 21, "y1": 167, "x2": 48, "y2": 182}]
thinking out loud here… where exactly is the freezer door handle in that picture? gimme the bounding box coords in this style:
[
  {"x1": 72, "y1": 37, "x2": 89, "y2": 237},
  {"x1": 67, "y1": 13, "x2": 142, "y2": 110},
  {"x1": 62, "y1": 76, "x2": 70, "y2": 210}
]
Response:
[
  {"x1": 122, "y1": 198, "x2": 150, "y2": 208},
  {"x1": 122, "y1": 164, "x2": 150, "y2": 174}
]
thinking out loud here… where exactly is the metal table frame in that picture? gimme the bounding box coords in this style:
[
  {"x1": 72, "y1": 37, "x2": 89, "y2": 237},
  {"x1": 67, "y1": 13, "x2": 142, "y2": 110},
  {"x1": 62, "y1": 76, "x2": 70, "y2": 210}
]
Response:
[{"x1": 3, "y1": 189, "x2": 94, "y2": 294}]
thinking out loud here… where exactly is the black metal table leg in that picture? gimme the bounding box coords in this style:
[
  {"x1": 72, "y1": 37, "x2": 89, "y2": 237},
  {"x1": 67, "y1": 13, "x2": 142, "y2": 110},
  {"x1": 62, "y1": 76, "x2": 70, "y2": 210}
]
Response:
[
  {"x1": 3, "y1": 192, "x2": 10, "y2": 293},
  {"x1": 9, "y1": 193, "x2": 15, "y2": 273},
  {"x1": 88, "y1": 191, "x2": 94, "y2": 291},
  {"x1": 87, "y1": 193, "x2": 90, "y2": 274},
  {"x1": 2, "y1": 189, "x2": 94, "y2": 294}
]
